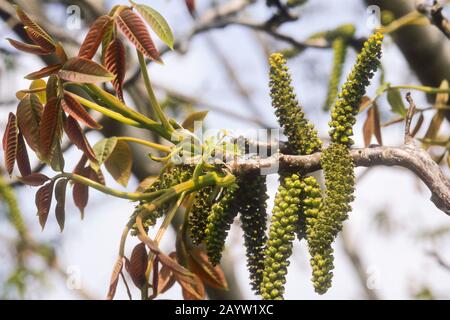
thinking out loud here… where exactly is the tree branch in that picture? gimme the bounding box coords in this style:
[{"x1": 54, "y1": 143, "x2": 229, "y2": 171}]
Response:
[{"x1": 231, "y1": 144, "x2": 450, "y2": 215}]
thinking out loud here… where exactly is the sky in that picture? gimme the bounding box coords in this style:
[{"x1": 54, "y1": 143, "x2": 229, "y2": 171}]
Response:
[{"x1": 0, "y1": 0, "x2": 450, "y2": 300}]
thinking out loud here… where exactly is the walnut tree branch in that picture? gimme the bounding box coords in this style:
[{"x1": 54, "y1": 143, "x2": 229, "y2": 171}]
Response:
[{"x1": 232, "y1": 144, "x2": 450, "y2": 215}]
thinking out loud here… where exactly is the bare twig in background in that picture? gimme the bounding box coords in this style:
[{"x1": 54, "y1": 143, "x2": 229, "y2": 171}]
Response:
[
  {"x1": 341, "y1": 228, "x2": 379, "y2": 300},
  {"x1": 417, "y1": 0, "x2": 450, "y2": 39}
]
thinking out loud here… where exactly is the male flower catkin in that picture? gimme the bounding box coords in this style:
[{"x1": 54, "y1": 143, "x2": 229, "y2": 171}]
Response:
[
  {"x1": 260, "y1": 174, "x2": 302, "y2": 300},
  {"x1": 205, "y1": 183, "x2": 240, "y2": 266},
  {"x1": 189, "y1": 186, "x2": 214, "y2": 245},
  {"x1": 238, "y1": 173, "x2": 268, "y2": 294},
  {"x1": 131, "y1": 165, "x2": 192, "y2": 235},
  {"x1": 329, "y1": 32, "x2": 383, "y2": 146},
  {"x1": 308, "y1": 144, "x2": 355, "y2": 294},
  {"x1": 308, "y1": 33, "x2": 383, "y2": 294},
  {"x1": 269, "y1": 53, "x2": 322, "y2": 155}
]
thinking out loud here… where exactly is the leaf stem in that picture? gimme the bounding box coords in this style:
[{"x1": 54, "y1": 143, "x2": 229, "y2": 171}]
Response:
[
  {"x1": 390, "y1": 85, "x2": 450, "y2": 94},
  {"x1": 117, "y1": 136, "x2": 172, "y2": 153},
  {"x1": 137, "y1": 50, "x2": 174, "y2": 135}
]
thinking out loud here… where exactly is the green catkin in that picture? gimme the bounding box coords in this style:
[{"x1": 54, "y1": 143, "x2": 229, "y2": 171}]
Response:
[
  {"x1": 328, "y1": 32, "x2": 384, "y2": 146},
  {"x1": 189, "y1": 186, "x2": 214, "y2": 245},
  {"x1": 239, "y1": 173, "x2": 268, "y2": 294},
  {"x1": 323, "y1": 37, "x2": 347, "y2": 111},
  {"x1": 269, "y1": 53, "x2": 322, "y2": 155},
  {"x1": 297, "y1": 176, "x2": 322, "y2": 241},
  {"x1": 308, "y1": 33, "x2": 383, "y2": 294},
  {"x1": 205, "y1": 183, "x2": 240, "y2": 266},
  {"x1": 0, "y1": 173, "x2": 27, "y2": 238},
  {"x1": 260, "y1": 174, "x2": 302, "y2": 300},
  {"x1": 131, "y1": 165, "x2": 193, "y2": 236}
]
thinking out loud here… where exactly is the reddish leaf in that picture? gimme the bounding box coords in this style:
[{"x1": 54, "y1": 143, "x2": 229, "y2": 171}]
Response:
[
  {"x1": 19, "y1": 173, "x2": 50, "y2": 186},
  {"x1": 78, "y1": 15, "x2": 113, "y2": 60},
  {"x1": 185, "y1": 0, "x2": 196, "y2": 17},
  {"x1": 16, "y1": 133, "x2": 31, "y2": 177},
  {"x1": 25, "y1": 64, "x2": 62, "y2": 80},
  {"x1": 6, "y1": 38, "x2": 52, "y2": 55},
  {"x1": 39, "y1": 97, "x2": 63, "y2": 161},
  {"x1": 157, "y1": 253, "x2": 177, "y2": 294},
  {"x1": 138, "y1": 235, "x2": 193, "y2": 278},
  {"x1": 188, "y1": 248, "x2": 228, "y2": 290},
  {"x1": 72, "y1": 166, "x2": 90, "y2": 219},
  {"x1": 107, "y1": 256, "x2": 124, "y2": 300},
  {"x1": 116, "y1": 9, "x2": 162, "y2": 63},
  {"x1": 16, "y1": 7, "x2": 55, "y2": 52},
  {"x1": 180, "y1": 273, "x2": 205, "y2": 300},
  {"x1": 3, "y1": 113, "x2": 18, "y2": 176},
  {"x1": 46, "y1": 75, "x2": 59, "y2": 101},
  {"x1": 104, "y1": 38, "x2": 126, "y2": 101},
  {"x1": 61, "y1": 93, "x2": 101, "y2": 129},
  {"x1": 362, "y1": 104, "x2": 383, "y2": 147},
  {"x1": 54, "y1": 179, "x2": 68, "y2": 232},
  {"x1": 36, "y1": 181, "x2": 54, "y2": 230},
  {"x1": 16, "y1": 93, "x2": 43, "y2": 153},
  {"x1": 59, "y1": 57, "x2": 115, "y2": 83},
  {"x1": 73, "y1": 154, "x2": 88, "y2": 175},
  {"x1": 90, "y1": 168, "x2": 105, "y2": 186},
  {"x1": 126, "y1": 242, "x2": 148, "y2": 289},
  {"x1": 64, "y1": 116, "x2": 97, "y2": 162}
]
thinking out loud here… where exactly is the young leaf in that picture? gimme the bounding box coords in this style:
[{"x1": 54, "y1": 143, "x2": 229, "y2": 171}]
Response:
[
  {"x1": 59, "y1": 57, "x2": 115, "y2": 83},
  {"x1": 104, "y1": 140, "x2": 132, "y2": 187},
  {"x1": 182, "y1": 111, "x2": 208, "y2": 132},
  {"x1": 30, "y1": 79, "x2": 48, "y2": 104},
  {"x1": 64, "y1": 116, "x2": 97, "y2": 162},
  {"x1": 135, "y1": 4, "x2": 174, "y2": 49},
  {"x1": 61, "y1": 93, "x2": 101, "y2": 129},
  {"x1": 19, "y1": 173, "x2": 50, "y2": 186},
  {"x1": 116, "y1": 9, "x2": 162, "y2": 63},
  {"x1": 188, "y1": 248, "x2": 228, "y2": 290},
  {"x1": 157, "y1": 253, "x2": 177, "y2": 294},
  {"x1": 104, "y1": 38, "x2": 127, "y2": 101},
  {"x1": 126, "y1": 242, "x2": 148, "y2": 289},
  {"x1": 185, "y1": 0, "x2": 196, "y2": 17},
  {"x1": 387, "y1": 88, "x2": 406, "y2": 117},
  {"x1": 362, "y1": 104, "x2": 382, "y2": 147},
  {"x1": 46, "y1": 75, "x2": 60, "y2": 101},
  {"x1": 55, "y1": 179, "x2": 68, "y2": 232},
  {"x1": 72, "y1": 166, "x2": 90, "y2": 219},
  {"x1": 78, "y1": 15, "x2": 113, "y2": 60},
  {"x1": 7, "y1": 38, "x2": 52, "y2": 55},
  {"x1": 136, "y1": 176, "x2": 157, "y2": 193},
  {"x1": 25, "y1": 64, "x2": 63, "y2": 80},
  {"x1": 36, "y1": 181, "x2": 54, "y2": 230},
  {"x1": 16, "y1": 133, "x2": 31, "y2": 177},
  {"x1": 15, "y1": 7, "x2": 55, "y2": 52},
  {"x1": 92, "y1": 137, "x2": 118, "y2": 170},
  {"x1": 179, "y1": 273, "x2": 205, "y2": 300},
  {"x1": 16, "y1": 93, "x2": 43, "y2": 155},
  {"x1": 39, "y1": 97, "x2": 63, "y2": 163},
  {"x1": 107, "y1": 256, "x2": 124, "y2": 300},
  {"x1": 2, "y1": 113, "x2": 18, "y2": 176}
]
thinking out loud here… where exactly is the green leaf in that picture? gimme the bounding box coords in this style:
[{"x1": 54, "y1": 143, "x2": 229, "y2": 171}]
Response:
[
  {"x1": 387, "y1": 88, "x2": 406, "y2": 118},
  {"x1": 376, "y1": 82, "x2": 390, "y2": 96},
  {"x1": 135, "y1": 4, "x2": 174, "y2": 49},
  {"x1": 92, "y1": 137, "x2": 118, "y2": 170},
  {"x1": 105, "y1": 140, "x2": 132, "y2": 187},
  {"x1": 182, "y1": 111, "x2": 209, "y2": 132}
]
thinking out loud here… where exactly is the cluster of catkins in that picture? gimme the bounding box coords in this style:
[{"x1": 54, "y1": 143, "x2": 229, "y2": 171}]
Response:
[
  {"x1": 130, "y1": 32, "x2": 382, "y2": 299},
  {"x1": 261, "y1": 33, "x2": 383, "y2": 299}
]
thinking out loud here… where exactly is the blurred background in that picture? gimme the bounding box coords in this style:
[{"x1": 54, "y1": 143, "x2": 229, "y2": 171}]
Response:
[{"x1": 0, "y1": 0, "x2": 449, "y2": 300}]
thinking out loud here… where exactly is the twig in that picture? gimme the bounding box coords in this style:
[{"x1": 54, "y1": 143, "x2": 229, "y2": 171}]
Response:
[
  {"x1": 417, "y1": 0, "x2": 450, "y2": 39},
  {"x1": 231, "y1": 144, "x2": 450, "y2": 215}
]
